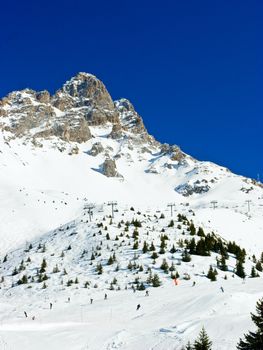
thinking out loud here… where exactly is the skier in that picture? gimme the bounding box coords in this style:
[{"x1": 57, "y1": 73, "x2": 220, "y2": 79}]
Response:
[
  {"x1": 50, "y1": 302, "x2": 53, "y2": 310},
  {"x1": 220, "y1": 286, "x2": 224, "y2": 293},
  {"x1": 145, "y1": 291, "x2": 149, "y2": 297},
  {"x1": 32, "y1": 316, "x2": 35, "y2": 321},
  {"x1": 24, "y1": 311, "x2": 28, "y2": 318},
  {"x1": 136, "y1": 304, "x2": 141, "y2": 311},
  {"x1": 104, "y1": 293, "x2": 107, "y2": 300},
  {"x1": 90, "y1": 298, "x2": 93, "y2": 304},
  {"x1": 68, "y1": 297, "x2": 71, "y2": 303},
  {"x1": 192, "y1": 281, "x2": 196, "y2": 287}
]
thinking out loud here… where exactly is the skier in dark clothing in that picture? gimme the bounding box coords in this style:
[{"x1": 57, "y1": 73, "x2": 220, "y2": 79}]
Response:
[
  {"x1": 24, "y1": 311, "x2": 28, "y2": 318},
  {"x1": 104, "y1": 293, "x2": 107, "y2": 300},
  {"x1": 220, "y1": 286, "x2": 224, "y2": 293},
  {"x1": 136, "y1": 304, "x2": 141, "y2": 311},
  {"x1": 50, "y1": 302, "x2": 53, "y2": 310},
  {"x1": 90, "y1": 298, "x2": 93, "y2": 304},
  {"x1": 145, "y1": 291, "x2": 149, "y2": 297}
]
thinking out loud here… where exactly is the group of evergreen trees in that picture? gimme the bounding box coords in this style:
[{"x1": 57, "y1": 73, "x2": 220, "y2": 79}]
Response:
[
  {"x1": 182, "y1": 299, "x2": 263, "y2": 349},
  {"x1": 182, "y1": 327, "x2": 212, "y2": 349}
]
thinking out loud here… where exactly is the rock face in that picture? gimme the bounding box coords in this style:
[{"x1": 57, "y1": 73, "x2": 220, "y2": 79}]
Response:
[
  {"x1": 175, "y1": 181, "x2": 210, "y2": 196},
  {"x1": 102, "y1": 158, "x2": 120, "y2": 177},
  {"x1": 0, "y1": 72, "x2": 178, "y2": 163},
  {"x1": 89, "y1": 142, "x2": 104, "y2": 156},
  {"x1": 0, "y1": 72, "x2": 157, "y2": 146},
  {"x1": 52, "y1": 73, "x2": 119, "y2": 126}
]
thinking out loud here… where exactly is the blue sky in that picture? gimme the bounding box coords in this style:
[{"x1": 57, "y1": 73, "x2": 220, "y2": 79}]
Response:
[{"x1": 1, "y1": 0, "x2": 262, "y2": 179}]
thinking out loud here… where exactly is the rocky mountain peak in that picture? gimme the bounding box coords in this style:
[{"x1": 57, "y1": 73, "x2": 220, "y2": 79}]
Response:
[{"x1": 0, "y1": 72, "x2": 160, "y2": 149}]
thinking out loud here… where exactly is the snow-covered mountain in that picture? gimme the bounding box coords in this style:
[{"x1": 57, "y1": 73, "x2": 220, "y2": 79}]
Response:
[{"x1": 0, "y1": 72, "x2": 263, "y2": 349}]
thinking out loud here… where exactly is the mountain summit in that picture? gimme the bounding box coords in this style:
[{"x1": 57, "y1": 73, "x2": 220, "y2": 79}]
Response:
[
  {"x1": 0, "y1": 72, "x2": 151, "y2": 145},
  {"x1": 0, "y1": 72, "x2": 262, "y2": 252},
  {"x1": 0, "y1": 73, "x2": 263, "y2": 350}
]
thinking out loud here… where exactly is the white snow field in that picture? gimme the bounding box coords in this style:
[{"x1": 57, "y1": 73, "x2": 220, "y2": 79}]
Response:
[
  {"x1": 0, "y1": 277, "x2": 263, "y2": 350},
  {"x1": 0, "y1": 73, "x2": 263, "y2": 349}
]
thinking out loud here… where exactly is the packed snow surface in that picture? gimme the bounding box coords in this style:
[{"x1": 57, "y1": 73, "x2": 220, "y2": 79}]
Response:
[{"x1": 0, "y1": 124, "x2": 263, "y2": 349}]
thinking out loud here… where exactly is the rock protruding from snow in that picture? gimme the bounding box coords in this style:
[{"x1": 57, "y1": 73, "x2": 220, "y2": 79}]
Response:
[
  {"x1": 116, "y1": 99, "x2": 145, "y2": 133},
  {"x1": 52, "y1": 72, "x2": 119, "y2": 125},
  {"x1": 102, "y1": 158, "x2": 121, "y2": 177},
  {"x1": 0, "y1": 73, "x2": 158, "y2": 147},
  {"x1": 175, "y1": 180, "x2": 210, "y2": 196},
  {"x1": 89, "y1": 142, "x2": 104, "y2": 156}
]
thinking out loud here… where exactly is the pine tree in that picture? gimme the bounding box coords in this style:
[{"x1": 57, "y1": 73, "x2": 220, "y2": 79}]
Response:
[
  {"x1": 152, "y1": 273, "x2": 162, "y2": 287},
  {"x1": 250, "y1": 266, "x2": 259, "y2": 278},
  {"x1": 169, "y1": 262, "x2": 176, "y2": 272},
  {"x1": 237, "y1": 298, "x2": 263, "y2": 349},
  {"x1": 107, "y1": 255, "x2": 114, "y2": 265},
  {"x1": 160, "y1": 259, "x2": 169, "y2": 273},
  {"x1": 181, "y1": 341, "x2": 193, "y2": 350},
  {"x1": 236, "y1": 259, "x2": 246, "y2": 279},
  {"x1": 182, "y1": 249, "x2": 191, "y2": 262},
  {"x1": 197, "y1": 227, "x2": 205, "y2": 237},
  {"x1": 189, "y1": 222, "x2": 196, "y2": 236},
  {"x1": 193, "y1": 327, "x2": 212, "y2": 350},
  {"x1": 142, "y1": 241, "x2": 148, "y2": 254},
  {"x1": 170, "y1": 244, "x2": 176, "y2": 254},
  {"x1": 149, "y1": 242, "x2": 156, "y2": 251},
  {"x1": 133, "y1": 241, "x2": 139, "y2": 249},
  {"x1": 207, "y1": 265, "x2": 217, "y2": 281},
  {"x1": 40, "y1": 258, "x2": 47, "y2": 273},
  {"x1": 96, "y1": 263, "x2": 103, "y2": 275},
  {"x1": 219, "y1": 254, "x2": 228, "y2": 271},
  {"x1": 188, "y1": 238, "x2": 196, "y2": 254},
  {"x1": 255, "y1": 261, "x2": 262, "y2": 272},
  {"x1": 168, "y1": 220, "x2": 174, "y2": 227},
  {"x1": 151, "y1": 252, "x2": 158, "y2": 260}
]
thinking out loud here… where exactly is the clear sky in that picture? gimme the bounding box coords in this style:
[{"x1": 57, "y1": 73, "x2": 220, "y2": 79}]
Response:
[{"x1": 1, "y1": 0, "x2": 262, "y2": 179}]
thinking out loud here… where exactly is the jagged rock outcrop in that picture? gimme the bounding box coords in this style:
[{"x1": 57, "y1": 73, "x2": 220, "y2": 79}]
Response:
[
  {"x1": 89, "y1": 142, "x2": 104, "y2": 156},
  {"x1": 108, "y1": 123, "x2": 123, "y2": 139},
  {"x1": 115, "y1": 99, "x2": 148, "y2": 137},
  {"x1": 175, "y1": 180, "x2": 210, "y2": 196},
  {"x1": 0, "y1": 72, "x2": 163, "y2": 150},
  {"x1": 52, "y1": 73, "x2": 119, "y2": 125},
  {"x1": 102, "y1": 158, "x2": 121, "y2": 177}
]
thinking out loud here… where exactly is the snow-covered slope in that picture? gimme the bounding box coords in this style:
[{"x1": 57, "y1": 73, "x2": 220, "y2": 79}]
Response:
[{"x1": 0, "y1": 72, "x2": 262, "y2": 349}]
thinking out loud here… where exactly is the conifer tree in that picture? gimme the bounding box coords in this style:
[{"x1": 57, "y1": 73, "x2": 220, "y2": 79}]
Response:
[
  {"x1": 188, "y1": 238, "x2": 196, "y2": 254},
  {"x1": 160, "y1": 259, "x2": 169, "y2": 273},
  {"x1": 40, "y1": 258, "x2": 47, "y2": 273},
  {"x1": 237, "y1": 298, "x2": 263, "y2": 349},
  {"x1": 107, "y1": 255, "x2": 114, "y2": 265},
  {"x1": 236, "y1": 259, "x2": 246, "y2": 279},
  {"x1": 255, "y1": 261, "x2": 262, "y2": 272},
  {"x1": 250, "y1": 266, "x2": 259, "y2": 278},
  {"x1": 168, "y1": 220, "x2": 174, "y2": 227},
  {"x1": 151, "y1": 251, "x2": 158, "y2": 260},
  {"x1": 207, "y1": 265, "x2": 217, "y2": 281},
  {"x1": 170, "y1": 244, "x2": 176, "y2": 254},
  {"x1": 189, "y1": 222, "x2": 196, "y2": 236},
  {"x1": 152, "y1": 273, "x2": 161, "y2": 287},
  {"x1": 193, "y1": 327, "x2": 212, "y2": 350},
  {"x1": 149, "y1": 242, "x2": 156, "y2": 251},
  {"x1": 142, "y1": 241, "x2": 148, "y2": 254},
  {"x1": 197, "y1": 227, "x2": 205, "y2": 237},
  {"x1": 182, "y1": 341, "x2": 193, "y2": 350},
  {"x1": 182, "y1": 249, "x2": 191, "y2": 262}
]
